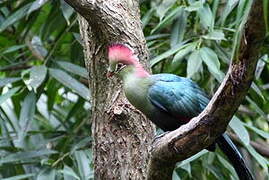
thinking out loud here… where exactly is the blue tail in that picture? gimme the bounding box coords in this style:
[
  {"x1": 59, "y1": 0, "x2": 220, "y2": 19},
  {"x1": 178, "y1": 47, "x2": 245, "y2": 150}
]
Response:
[{"x1": 216, "y1": 134, "x2": 254, "y2": 180}]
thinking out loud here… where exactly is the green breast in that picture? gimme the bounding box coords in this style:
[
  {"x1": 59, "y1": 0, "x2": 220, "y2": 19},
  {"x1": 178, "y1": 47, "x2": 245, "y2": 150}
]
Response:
[{"x1": 123, "y1": 74, "x2": 154, "y2": 115}]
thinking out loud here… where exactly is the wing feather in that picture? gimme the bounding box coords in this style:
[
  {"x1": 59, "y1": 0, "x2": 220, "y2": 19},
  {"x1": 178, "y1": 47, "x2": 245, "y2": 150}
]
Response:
[{"x1": 148, "y1": 74, "x2": 209, "y2": 118}]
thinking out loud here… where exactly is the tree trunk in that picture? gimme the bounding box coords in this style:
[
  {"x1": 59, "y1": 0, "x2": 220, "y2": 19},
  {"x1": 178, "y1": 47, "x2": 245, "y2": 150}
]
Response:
[
  {"x1": 64, "y1": 0, "x2": 265, "y2": 179},
  {"x1": 72, "y1": 1, "x2": 155, "y2": 179}
]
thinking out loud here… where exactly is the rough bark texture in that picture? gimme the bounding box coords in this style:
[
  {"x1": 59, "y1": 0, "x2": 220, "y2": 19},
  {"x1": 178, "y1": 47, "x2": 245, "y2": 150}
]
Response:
[
  {"x1": 147, "y1": 1, "x2": 265, "y2": 179},
  {"x1": 64, "y1": 1, "x2": 154, "y2": 179},
  {"x1": 64, "y1": 0, "x2": 265, "y2": 179}
]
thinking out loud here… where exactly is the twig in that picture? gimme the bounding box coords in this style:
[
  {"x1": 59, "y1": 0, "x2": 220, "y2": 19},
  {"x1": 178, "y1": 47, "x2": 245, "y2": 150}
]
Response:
[
  {"x1": 52, "y1": 152, "x2": 70, "y2": 167},
  {"x1": 0, "y1": 64, "x2": 31, "y2": 72}
]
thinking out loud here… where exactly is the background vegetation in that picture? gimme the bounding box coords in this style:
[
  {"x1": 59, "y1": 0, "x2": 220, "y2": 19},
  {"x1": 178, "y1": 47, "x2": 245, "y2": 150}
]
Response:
[{"x1": 0, "y1": 0, "x2": 268, "y2": 179}]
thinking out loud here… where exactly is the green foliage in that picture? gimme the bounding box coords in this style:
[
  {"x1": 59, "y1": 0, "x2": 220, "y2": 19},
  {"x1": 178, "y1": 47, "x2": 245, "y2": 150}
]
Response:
[
  {"x1": 141, "y1": 0, "x2": 269, "y2": 179},
  {"x1": 0, "y1": 0, "x2": 268, "y2": 179},
  {"x1": 0, "y1": 0, "x2": 92, "y2": 179}
]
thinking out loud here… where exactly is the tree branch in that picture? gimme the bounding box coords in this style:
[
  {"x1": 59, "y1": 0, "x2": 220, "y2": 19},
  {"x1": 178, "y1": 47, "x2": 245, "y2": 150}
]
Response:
[
  {"x1": 147, "y1": 1, "x2": 265, "y2": 179},
  {"x1": 64, "y1": 0, "x2": 265, "y2": 179}
]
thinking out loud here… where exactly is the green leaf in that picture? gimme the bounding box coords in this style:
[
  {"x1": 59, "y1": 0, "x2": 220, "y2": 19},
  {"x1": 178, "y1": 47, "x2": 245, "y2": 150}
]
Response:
[
  {"x1": 170, "y1": 9, "x2": 187, "y2": 46},
  {"x1": 198, "y1": 4, "x2": 214, "y2": 30},
  {"x1": 205, "y1": 164, "x2": 224, "y2": 180},
  {"x1": 73, "y1": 33, "x2": 83, "y2": 45},
  {"x1": 260, "y1": 54, "x2": 269, "y2": 63},
  {"x1": 172, "y1": 171, "x2": 181, "y2": 180},
  {"x1": 2, "y1": 45, "x2": 26, "y2": 54},
  {"x1": 65, "y1": 97, "x2": 85, "y2": 123},
  {"x1": 18, "y1": 91, "x2": 36, "y2": 146},
  {"x1": 219, "y1": 0, "x2": 239, "y2": 25},
  {"x1": 151, "y1": 7, "x2": 183, "y2": 34},
  {"x1": 202, "y1": 30, "x2": 226, "y2": 41},
  {"x1": 0, "y1": 149, "x2": 57, "y2": 164},
  {"x1": 142, "y1": 9, "x2": 154, "y2": 28},
  {"x1": 49, "y1": 68, "x2": 90, "y2": 100},
  {"x1": 30, "y1": 36, "x2": 48, "y2": 59},
  {"x1": 75, "y1": 151, "x2": 93, "y2": 180},
  {"x1": 217, "y1": 155, "x2": 238, "y2": 179},
  {"x1": 229, "y1": 116, "x2": 250, "y2": 145},
  {"x1": 0, "y1": 77, "x2": 21, "y2": 88},
  {"x1": 0, "y1": 3, "x2": 32, "y2": 33},
  {"x1": 255, "y1": 58, "x2": 266, "y2": 80},
  {"x1": 27, "y1": 0, "x2": 49, "y2": 15},
  {"x1": 213, "y1": 43, "x2": 230, "y2": 64},
  {"x1": 178, "y1": 150, "x2": 208, "y2": 167},
  {"x1": 251, "y1": 83, "x2": 265, "y2": 101},
  {"x1": 180, "y1": 163, "x2": 191, "y2": 175},
  {"x1": 187, "y1": 50, "x2": 202, "y2": 78},
  {"x1": 246, "y1": 96, "x2": 267, "y2": 119},
  {"x1": 200, "y1": 47, "x2": 220, "y2": 71},
  {"x1": 154, "y1": 0, "x2": 177, "y2": 20},
  {"x1": 56, "y1": 61, "x2": 88, "y2": 78},
  {"x1": 46, "y1": 78, "x2": 60, "y2": 111},
  {"x1": 146, "y1": 34, "x2": 170, "y2": 41},
  {"x1": 0, "y1": 87, "x2": 20, "y2": 106},
  {"x1": 211, "y1": 0, "x2": 220, "y2": 19},
  {"x1": 172, "y1": 42, "x2": 196, "y2": 64},
  {"x1": 245, "y1": 145, "x2": 268, "y2": 172},
  {"x1": 71, "y1": 137, "x2": 92, "y2": 153},
  {"x1": 232, "y1": 0, "x2": 252, "y2": 60},
  {"x1": 2, "y1": 174, "x2": 35, "y2": 180},
  {"x1": 59, "y1": 165, "x2": 80, "y2": 180},
  {"x1": 185, "y1": 1, "x2": 203, "y2": 12},
  {"x1": 244, "y1": 123, "x2": 269, "y2": 139},
  {"x1": 150, "y1": 41, "x2": 189, "y2": 67},
  {"x1": 199, "y1": 47, "x2": 221, "y2": 80},
  {"x1": 60, "y1": 0, "x2": 74, "y2": 25},
  {"x1": 37, "y1": 168, "x2": 56, "y2": 180},
  {"x1": 24, "y1": 66, "x2": 47, "y2": 92}
]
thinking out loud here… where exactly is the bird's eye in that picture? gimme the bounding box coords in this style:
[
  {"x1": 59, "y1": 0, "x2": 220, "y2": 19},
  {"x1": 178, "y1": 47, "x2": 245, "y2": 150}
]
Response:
[
  {"x1": 116, "y1": 63, "x2": 125, "y2": 72},
  {"x1": 118, "y1": 63, "x2": 123, "y2": 68}
]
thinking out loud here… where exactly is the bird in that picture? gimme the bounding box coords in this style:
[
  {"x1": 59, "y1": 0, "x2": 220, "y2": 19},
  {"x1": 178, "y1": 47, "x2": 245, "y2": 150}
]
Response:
[{"x1": 107, "y1": 43, "x2": 253, "y2": 180}]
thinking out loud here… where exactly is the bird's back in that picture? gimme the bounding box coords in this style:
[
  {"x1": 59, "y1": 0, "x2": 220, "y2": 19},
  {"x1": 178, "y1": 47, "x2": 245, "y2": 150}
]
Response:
[{"x1": 149, "y1": 74, "x2": 209, "y2": 120}]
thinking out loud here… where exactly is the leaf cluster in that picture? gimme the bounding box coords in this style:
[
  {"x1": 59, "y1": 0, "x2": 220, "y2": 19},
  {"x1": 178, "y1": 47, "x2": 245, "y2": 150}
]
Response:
[
  {"x1": 141, "y1": 0, "x2": 269, "y2": 179},
  {"x1": 0, "y1": 0, "x2": 269, "y2": 179},
  {"x1": 0, "y1": 1, "x2": 93, "y2": 179}
]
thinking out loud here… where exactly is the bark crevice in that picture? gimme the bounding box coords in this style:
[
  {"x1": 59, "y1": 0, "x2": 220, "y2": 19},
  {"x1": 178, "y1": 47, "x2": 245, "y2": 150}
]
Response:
[
  {"x1": 69, "y1": 1, "x2": 155, "y2": 179},
  {"x1": 65, "y1": 0, "x2": 265, "y2": 179}
]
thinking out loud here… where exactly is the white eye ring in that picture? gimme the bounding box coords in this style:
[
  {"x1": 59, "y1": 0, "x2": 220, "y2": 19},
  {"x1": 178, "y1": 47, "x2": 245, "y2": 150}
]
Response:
[
  {"x1": 116, "y1": 63, "x2": 126, "y2": 72},
  {"x1": 118, "y1": 63, "x2": 124, "y2": 68}
]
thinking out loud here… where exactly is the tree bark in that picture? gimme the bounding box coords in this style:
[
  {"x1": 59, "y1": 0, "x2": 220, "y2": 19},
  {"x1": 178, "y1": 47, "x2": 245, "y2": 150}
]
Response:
[
  {"x1": 64, "y1": 0, "x2": 155, "y2": 179},
  {"x1": 64, "y1": 0, "x2": 265, "y2": 179},
  {"x1": 147, "y1": 1, "x2": 265, "y2": 179}
]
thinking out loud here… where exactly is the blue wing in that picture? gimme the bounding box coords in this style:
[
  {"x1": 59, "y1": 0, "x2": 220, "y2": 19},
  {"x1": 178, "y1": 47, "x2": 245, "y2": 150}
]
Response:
[{"x1": 148, "y1": 74, "x2": 209, "y2": 118}]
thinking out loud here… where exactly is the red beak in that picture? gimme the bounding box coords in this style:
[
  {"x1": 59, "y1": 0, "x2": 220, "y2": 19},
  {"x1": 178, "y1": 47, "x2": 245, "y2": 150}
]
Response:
[{"x1": 106, "y1": 71, "x2": 114, "y2": 78}]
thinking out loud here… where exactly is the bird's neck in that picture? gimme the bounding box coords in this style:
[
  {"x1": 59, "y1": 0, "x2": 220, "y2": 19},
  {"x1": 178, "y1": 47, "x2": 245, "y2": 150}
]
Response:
[{"x1": 119, "y1": 60, "x2": 149, "y2": 79}]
